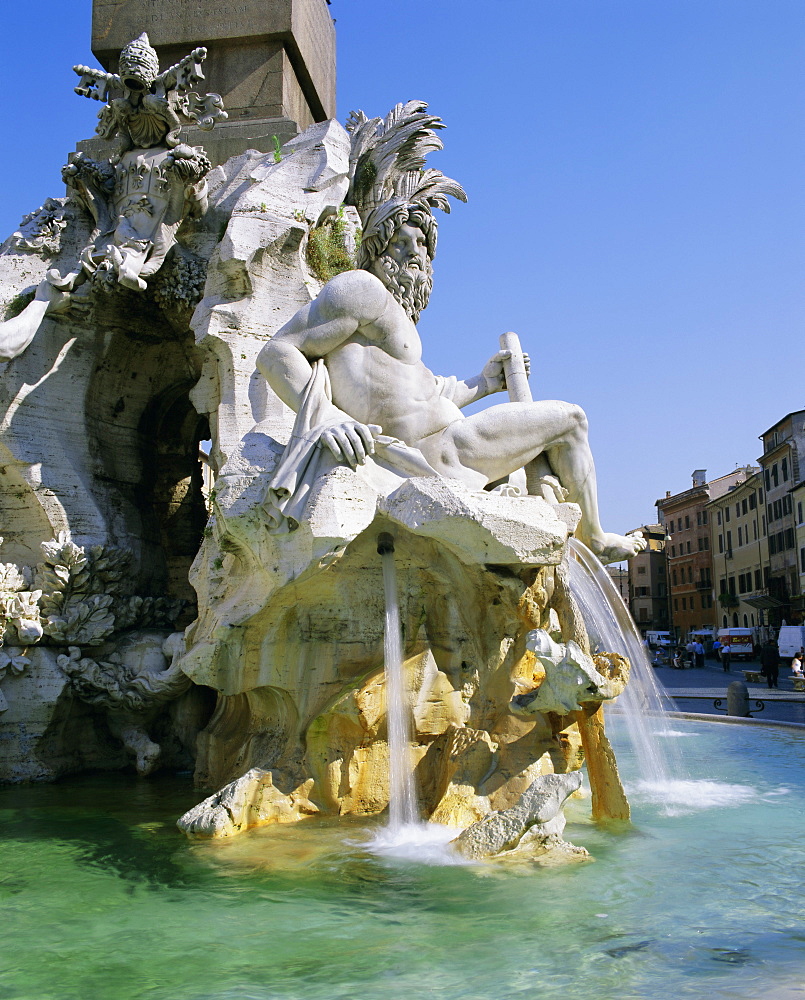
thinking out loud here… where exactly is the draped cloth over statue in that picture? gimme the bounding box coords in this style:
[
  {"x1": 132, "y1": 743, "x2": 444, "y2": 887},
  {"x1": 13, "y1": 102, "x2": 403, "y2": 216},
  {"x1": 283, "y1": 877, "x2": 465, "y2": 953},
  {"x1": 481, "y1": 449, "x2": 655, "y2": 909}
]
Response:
[{"x1": 262, "y1": 359, "x2": 440, "y2": 532}]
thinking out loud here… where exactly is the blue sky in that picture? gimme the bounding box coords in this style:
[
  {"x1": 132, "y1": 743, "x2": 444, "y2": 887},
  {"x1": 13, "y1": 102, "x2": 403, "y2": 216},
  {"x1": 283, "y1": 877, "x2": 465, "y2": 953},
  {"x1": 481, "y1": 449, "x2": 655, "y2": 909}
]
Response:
[{"x1": 1, "y1": 1, "x2": 802, "y2": 540}]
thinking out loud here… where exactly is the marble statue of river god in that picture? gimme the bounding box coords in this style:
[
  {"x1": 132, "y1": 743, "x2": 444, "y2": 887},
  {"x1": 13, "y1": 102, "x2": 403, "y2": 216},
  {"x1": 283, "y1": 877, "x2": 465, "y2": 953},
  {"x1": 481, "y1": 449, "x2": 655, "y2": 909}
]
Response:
[{"x1": 259, "y1": 198, "x2": 643, "y2": 567}]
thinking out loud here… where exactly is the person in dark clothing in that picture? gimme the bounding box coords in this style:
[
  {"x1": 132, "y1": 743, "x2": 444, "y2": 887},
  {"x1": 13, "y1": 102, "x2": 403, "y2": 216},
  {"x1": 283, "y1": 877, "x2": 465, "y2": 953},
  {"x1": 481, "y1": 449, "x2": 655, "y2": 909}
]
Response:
[
  {"x1": 760, "y1": 641, "x2": 781, "y2": 689},
  {"x1": 720, "y1": 644, "x2": 731, "y2": 672}
]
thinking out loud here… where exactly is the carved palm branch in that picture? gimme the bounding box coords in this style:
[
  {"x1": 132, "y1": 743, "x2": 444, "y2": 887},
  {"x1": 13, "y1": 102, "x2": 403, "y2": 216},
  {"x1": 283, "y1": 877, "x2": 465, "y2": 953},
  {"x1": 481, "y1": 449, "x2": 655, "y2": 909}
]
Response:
[{"x1": 346, "y1": 101, "x2": 466, "y2": 224}]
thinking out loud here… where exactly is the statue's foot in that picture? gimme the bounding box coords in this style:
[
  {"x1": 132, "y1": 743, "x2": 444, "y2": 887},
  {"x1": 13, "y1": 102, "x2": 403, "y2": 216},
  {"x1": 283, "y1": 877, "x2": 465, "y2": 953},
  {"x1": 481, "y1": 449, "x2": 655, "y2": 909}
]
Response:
[{"x1": 587, "y1": 531, "x2": 646, "y2": 564}]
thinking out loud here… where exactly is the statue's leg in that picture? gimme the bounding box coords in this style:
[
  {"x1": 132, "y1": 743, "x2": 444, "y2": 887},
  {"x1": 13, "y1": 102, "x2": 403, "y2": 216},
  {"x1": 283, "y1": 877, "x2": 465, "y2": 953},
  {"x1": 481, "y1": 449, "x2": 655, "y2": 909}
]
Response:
[{"x1": 419, "y1": 401, "x2": 645, "y2": 563}]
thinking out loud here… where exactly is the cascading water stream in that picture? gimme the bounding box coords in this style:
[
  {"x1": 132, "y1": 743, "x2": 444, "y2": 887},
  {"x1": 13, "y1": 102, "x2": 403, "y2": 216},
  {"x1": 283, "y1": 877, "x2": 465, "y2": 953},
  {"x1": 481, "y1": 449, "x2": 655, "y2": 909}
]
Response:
[
  {"x1": 377, "y1": 534, "x2": 419, "y2": 830},
  {"x1": 566, "y1": 538, "x2": 685, "y2": 785}
]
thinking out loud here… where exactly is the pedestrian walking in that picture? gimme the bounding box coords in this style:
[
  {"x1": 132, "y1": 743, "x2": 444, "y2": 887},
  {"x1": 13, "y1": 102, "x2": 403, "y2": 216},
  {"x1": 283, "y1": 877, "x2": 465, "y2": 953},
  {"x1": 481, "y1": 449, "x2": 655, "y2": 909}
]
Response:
[
  {"x1": 720, "y1": 643, "x2": 731, "y2": 672},
  {"x1": 694, "y1": 640, "x2": 705, "y2": 669},
  {"x1": 760, "y1": 640, "x2": 780, "y2": 689}
]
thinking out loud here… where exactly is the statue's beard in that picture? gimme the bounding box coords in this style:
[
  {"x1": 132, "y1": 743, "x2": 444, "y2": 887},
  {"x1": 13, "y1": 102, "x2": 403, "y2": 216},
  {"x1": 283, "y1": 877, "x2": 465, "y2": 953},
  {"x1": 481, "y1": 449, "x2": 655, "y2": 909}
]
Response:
[{"x1": 373, "y1": 256, "x2": 433, "y2": 323}]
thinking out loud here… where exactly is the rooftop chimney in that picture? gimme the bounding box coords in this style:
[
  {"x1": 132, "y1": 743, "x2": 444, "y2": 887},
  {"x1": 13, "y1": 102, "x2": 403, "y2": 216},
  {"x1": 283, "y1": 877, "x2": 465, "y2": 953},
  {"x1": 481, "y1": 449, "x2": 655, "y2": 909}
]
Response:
[{"x1": 691, "y1": 469, "x2": 707, "y2": 488}]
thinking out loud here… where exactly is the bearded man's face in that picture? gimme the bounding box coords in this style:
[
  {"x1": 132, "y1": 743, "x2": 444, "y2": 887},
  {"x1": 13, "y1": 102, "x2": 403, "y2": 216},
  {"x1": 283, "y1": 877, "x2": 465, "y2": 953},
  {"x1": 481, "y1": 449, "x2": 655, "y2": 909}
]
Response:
[{"x1": 370, "y1": 223, "x2": 433, "y2": 324}]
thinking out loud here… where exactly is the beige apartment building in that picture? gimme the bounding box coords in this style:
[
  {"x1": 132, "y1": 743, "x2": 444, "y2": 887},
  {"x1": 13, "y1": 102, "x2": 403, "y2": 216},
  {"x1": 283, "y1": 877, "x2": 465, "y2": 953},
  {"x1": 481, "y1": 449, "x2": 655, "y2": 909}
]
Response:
[
  {"x1": 758, "y1": 411, "x2": 805, "y2": 624},
  {"x1": 706, "y1": 470, "x2": 769, "y2": 630}
]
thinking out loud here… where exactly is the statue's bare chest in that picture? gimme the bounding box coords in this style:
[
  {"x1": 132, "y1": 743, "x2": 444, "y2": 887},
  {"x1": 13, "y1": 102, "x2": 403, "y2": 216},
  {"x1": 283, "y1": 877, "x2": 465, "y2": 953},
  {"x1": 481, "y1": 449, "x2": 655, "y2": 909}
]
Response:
[{"x1": 361, "y1": 298, "x2": 422, "y2": 363}]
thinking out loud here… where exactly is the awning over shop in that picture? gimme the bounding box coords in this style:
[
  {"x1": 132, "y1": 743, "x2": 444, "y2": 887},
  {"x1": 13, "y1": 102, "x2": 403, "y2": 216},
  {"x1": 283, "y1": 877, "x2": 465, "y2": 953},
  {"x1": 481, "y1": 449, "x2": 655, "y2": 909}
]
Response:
[{"x1": 744, "y1": 594, "x2": 787, "y2": 610}]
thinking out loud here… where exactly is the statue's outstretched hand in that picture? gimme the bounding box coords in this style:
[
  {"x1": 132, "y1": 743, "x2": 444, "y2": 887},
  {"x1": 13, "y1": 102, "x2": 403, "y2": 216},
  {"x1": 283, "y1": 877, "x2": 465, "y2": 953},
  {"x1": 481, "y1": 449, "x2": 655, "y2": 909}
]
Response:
[
  {"x1": 481, "y1": 349, "x2": 531, "y2": 394},
  {"x1": 320, "y1": 421, "x2": 382, "y2": 467}
]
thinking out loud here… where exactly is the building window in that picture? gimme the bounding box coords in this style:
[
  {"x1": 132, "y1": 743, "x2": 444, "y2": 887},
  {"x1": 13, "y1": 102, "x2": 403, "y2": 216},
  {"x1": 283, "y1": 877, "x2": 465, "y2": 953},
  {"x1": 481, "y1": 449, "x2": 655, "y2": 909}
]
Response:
[
  {"x1": 798, "y1": 501, "x2": 803, "y2": 524},
  {"x1": 735, "y1": 503, "x2": 740, "y2": 517},
  {"x1": 671, "y1": 545, "x2": 676, "y2": 557},
  {"x1": 672, "y1": 570, "x2": 677, "y2": 585},
  {"x1": 638, "y1": 565, "x2": 646, "y2": 574},
  {"x1": 753, "y1": 521, "x2": 757, "y2": 541},
  {"x1": 639, "y1": 607, "x2": 648, "y2": 622},
  {"x1": 749, "y1": 493, "x2": 756, "y2": 510},
  {"x1": 717, "y1": 511, "x2": 722, "y2": 526},
  {"x1": 718, "y1": 534, "x2": 723, "y2": 553},
  {"x1": 674, "y1": 598, "x2": 678, "y2": 611},
  {"x1": 688, "y1": 566, "x2": 693, "y2": 583},
  {"x1": 687, "y1": 541, "x2": 691, "y2": 553},
  {"x1": 759, "y1": 488, "x2": 764, "y2": 503},
  {"x1": 682, "y1": 597, "x2": 687, "y2": 610},
  {"x1": 702, "y1": 511, "x2": 708, "y2": 525},
  {"x1": 742, "y1": 498, "x2": 747, "y2": 515},
  {"x1": 801, "y1": 548, "x2": 805, "y2": 573},
  {"x1": 726, "y1": 530, "x2": 732, "y2": 552},
  {"x1": 754, "y1": 568, "x2": 762, "y2": 589},
  {"x1": 685, "y1": 515, "x2": 690, "y2": 529},
  {"x1": 772, "y1": 464, "x2": 779, "y2": 487},
  {"x1": 725, "y1": 507, "x2": 730, "y2": 522},
  {"x1": 738, "y1": 527, "x2": 743, "y2": 547},
  {"x1": 782, "y1": 457, "x2": 788, "y2": 481},
  {"x1": 764, "y1": 469, "x2": 771, "y2": 491}
]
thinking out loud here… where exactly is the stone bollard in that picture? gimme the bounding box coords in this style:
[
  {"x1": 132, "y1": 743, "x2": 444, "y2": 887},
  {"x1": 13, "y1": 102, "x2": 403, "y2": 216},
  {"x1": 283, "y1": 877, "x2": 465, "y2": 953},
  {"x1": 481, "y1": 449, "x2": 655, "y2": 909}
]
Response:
[{"x1": 727, "y1": 680, "x2": 750, "y2": 717}]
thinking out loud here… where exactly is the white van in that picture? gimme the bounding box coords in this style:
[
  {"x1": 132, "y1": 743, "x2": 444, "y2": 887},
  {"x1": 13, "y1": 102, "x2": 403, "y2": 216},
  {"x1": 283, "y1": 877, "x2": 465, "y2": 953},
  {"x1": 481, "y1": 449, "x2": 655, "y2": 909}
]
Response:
[
  {"x1": 646, "y1": 630, "x2": 672, "y2": 648},
  {"x1": 778, "y1": 625, "x2": 805, "y2": 660},
  {"x1": 717, "y1": 628, "x2": 754, "y2": 661}
]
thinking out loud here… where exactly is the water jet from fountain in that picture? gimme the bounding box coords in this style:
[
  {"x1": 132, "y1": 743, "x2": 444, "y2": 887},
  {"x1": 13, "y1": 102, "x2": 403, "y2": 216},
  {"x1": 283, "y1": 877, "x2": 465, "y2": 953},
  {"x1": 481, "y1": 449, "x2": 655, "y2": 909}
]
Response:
[
  {"x1": 566, "y1": 538, "x2": 685, "y2": 786},
  {"x1": 377, "y1": 534, "x2": 419, "y2": 831}
]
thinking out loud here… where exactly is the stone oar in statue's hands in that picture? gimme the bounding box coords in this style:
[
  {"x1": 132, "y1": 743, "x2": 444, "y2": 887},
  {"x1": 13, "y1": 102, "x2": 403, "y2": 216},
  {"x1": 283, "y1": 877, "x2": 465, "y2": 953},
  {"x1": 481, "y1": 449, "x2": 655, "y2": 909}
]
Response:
[
  {"x1": 498, "y1": 331, "x2": 569, "y2": 503},
  {"x1": 498, "y1": 332, "x2": 631, "y2": 824}
]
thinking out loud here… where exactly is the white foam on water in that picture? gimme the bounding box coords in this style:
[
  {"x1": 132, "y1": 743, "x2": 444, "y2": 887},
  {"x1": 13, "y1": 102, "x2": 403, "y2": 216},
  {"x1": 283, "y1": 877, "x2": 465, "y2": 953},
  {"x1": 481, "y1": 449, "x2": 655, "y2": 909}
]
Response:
[
  {"x1": 762, "y1": 786, "x2": 792, "y2": 798},
  {"x1": 655, "y1": 729, "x2": 697, "y2": 738},
  {"x1": 626, "y1": 778, "x2": 759, "y2": 816},
  {"x1": 364, "y1": 822, "x2": 467, "y2": 865}
]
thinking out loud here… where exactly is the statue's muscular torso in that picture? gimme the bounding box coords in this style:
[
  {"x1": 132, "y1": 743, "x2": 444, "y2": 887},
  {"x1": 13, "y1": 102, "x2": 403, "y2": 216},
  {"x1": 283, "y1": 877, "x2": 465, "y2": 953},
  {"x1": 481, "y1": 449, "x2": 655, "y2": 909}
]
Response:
[{"x1": 270, "y1": 269, "x2": 464, "y2": 446}]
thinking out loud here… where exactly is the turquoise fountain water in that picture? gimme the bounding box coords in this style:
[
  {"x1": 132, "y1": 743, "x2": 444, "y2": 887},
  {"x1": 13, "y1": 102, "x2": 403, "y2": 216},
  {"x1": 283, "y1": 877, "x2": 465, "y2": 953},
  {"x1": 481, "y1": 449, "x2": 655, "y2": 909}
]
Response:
[{"x1": 2, "y1": 718, "x2": 803, "y2": 1000}]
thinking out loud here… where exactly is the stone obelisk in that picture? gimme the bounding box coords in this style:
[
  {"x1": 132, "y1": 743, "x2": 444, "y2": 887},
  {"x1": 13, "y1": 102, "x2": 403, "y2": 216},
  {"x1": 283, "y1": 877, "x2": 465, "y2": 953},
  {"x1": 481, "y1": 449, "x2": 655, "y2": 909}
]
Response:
[{"x1": 88, "y1": 0, "x2": 336, "y2": 165}]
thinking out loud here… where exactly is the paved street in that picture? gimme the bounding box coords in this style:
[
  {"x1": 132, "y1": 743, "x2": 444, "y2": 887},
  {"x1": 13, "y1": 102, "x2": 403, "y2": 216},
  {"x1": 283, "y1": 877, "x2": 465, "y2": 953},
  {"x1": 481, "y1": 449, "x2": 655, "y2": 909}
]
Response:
[{"x1": 652, "y1": 654, "x2": 805, "y2": 725}]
